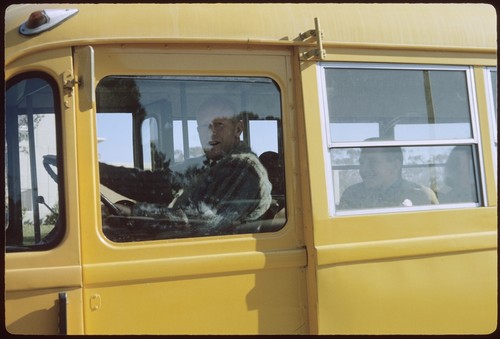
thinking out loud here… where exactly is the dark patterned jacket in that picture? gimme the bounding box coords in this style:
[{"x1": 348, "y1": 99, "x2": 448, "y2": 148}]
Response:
[
  {"x1": 99, "y1": 142, "x2": 272, "y2": 235},
  {"x1": 338, "y1": 177, "x2": 432, "y2": 210},
  {"x1": 173, "y1": 142, "x2": 272, "y2": 234}
]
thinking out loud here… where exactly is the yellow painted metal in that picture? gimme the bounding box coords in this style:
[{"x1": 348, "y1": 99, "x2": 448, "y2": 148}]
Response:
[
  {"x1": 72, "y1": 47, "x2": 308, "y2": 334},
  {"x1": 299, "y1": 29, "x2": 497, "y2": 332},
  {"x1": 320, "y1": 46, "x2": 497, "y2": 66},
  {"x1": 5, "y1": 3, "x2": 496, "y2": 66},
  {"x1": 5, "y1": 3, "x2": 497, "y2": 335},
  {"x1": 5, "y1": 288, "x2": 83, "y2": 334},
  {"x1": 4, "y1": 48, "x2": 84, "y2": 334},
  {"x1": 317, "y1": 250, "x2": 497, "y2": 334},
  {"x1": 315, "y1": 231, "x2": 496, "y2": 266},
  {"x1": 83, "y1": 268, "x2": 307, "y2": 334}
]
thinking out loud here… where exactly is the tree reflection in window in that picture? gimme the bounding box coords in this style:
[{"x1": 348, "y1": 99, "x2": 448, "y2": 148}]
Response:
[{"x1": 96, "y1": 76, "x2": 286, "y2": 242}]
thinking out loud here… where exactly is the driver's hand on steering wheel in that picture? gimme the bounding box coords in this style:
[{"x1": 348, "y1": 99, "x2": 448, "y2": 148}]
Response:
[{"x1": 115, "y1": 203, "x2": 132, "y2": 216}]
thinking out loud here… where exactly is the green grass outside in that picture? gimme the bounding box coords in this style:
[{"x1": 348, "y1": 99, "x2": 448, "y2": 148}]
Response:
[{"x1": 21, "y1": 223, "x2": 55, "y2": 245}]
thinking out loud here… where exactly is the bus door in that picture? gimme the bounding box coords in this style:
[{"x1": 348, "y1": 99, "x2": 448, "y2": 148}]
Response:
[
  {"x1": 5, "y1": 48, "x2": 84, "y2": 334},
  {"x1": 77, "y1": 46, "x2": 308, "y2": 334}
]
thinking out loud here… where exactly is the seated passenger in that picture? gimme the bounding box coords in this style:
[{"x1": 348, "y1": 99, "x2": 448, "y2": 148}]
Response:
[
  {"x1": 438, "y1": 146, "x2": 478, "y2": 204},
  {"x1": 258, "y1": 151, "x2": 285, "y2": 218},
  {"x1": 100, "y1": 96, "x2": 272, "y2": 236},
  {"x1": 338, "y1": 144, "x2": 432, "y2": 210}
]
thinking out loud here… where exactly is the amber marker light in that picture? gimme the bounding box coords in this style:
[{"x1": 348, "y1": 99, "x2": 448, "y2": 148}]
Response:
[{"x1": 19, "y1": 8, "x2": 79, "y2": 36}]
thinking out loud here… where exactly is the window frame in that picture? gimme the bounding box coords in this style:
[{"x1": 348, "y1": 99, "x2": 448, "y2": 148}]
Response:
[
  {"x1": 5, "y1": 72, "x2": 66, "y2": 252},
  {"x1": 484, "y1": 66, "x2": 497, "y2": 184},
  {"x1": 317, "y1": 62, "x2": 487, "y2": 216}
]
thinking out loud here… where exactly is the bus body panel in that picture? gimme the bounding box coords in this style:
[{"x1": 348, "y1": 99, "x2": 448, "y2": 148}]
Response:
[
  {"x1": 4, "y1": 48, "x2": 84, "y2": 334},
  {"x1": 5, "y1": 3, "x2": 496, "y2": 66},
  {"x1": 299, "y1": 42, "x2": 497, "y2": 333},
  {"x1": 4, "y1": 4, "x2": 497, "y2": 335},
  {"x1": 83, "y1": 267, "x2": 307, "y2": 334},
  {"x1": 317, "y1": 249, "x2": 497, "y2": 334},
  {"x1": 72, "y1": 47, "x2": 309, "y2": 334}
]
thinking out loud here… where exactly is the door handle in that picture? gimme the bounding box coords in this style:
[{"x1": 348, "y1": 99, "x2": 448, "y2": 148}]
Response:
[{"x1": 58, "y1": 292, "x2": 67, "y2": 334}]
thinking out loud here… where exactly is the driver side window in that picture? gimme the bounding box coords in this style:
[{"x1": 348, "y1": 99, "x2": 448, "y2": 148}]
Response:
[{"x1": 5, "y1": 73, "x2": 65, "y2": 251}]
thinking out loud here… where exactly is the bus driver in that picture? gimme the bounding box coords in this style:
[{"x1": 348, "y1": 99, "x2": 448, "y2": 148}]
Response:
[{"x1": 99, "y1": 96, "x2": 272, "y2": 236}]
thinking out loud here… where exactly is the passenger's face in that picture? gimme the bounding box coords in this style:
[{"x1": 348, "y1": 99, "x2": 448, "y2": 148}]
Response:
[
  {"x1": 197, "y1": 106, "x2": 242, "y2": 160},
  {"x1": 359, "y1": 150, "x2": 401, "y2": 189}
]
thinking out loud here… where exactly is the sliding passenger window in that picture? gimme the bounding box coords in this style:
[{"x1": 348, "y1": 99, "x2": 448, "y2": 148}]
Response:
[
  {"x1": 320, "y1": 64, "x2": 483, "y2": 213},
  {"x1": 5, "y1": 74, "x2": 65, "y2": 251},
  {"x1": 96, "y1": 76, "x2": 285, "y2": 242}
]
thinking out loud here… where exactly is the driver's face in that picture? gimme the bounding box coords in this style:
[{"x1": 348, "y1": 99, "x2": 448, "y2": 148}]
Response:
[{"x1": 197, "y1": 106, "x2": 242, "y2": 161}]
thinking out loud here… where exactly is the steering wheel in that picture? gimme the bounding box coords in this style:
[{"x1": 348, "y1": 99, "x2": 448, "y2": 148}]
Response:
[{"x1": 43, "y1": 154, "x2": 123, "y2": 216}]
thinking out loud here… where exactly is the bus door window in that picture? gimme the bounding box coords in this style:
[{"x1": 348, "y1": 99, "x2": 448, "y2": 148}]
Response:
[
  {"x1": 320, "y1": 64, "x2": 483, "y2": 213},
  {"x1": 5, "y1": 74, "x2": 65, "y2": 251},
  {"x1": 95, "y1": 76, "x2": 286, "y2": 242}
]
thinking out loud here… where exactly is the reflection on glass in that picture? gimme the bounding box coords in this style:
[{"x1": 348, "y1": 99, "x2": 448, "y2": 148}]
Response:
[
  {"x1": 5, "y1": 77, "x2": 62, "y2": 249},
  {"x1": 438, "y1": 146, "x2": 479, "y2": 203},
  {"x1": 335, "y1": 145, "x2": 435, "y2": 210},
  {"x1": 96, "y1": 76, "x2": 286, "y2": 242},
  {"x1": 325, "y1": 67, "x2": 473, "y2": 142},
  {"x1": 332, "y1": 145, "x2": 480, "y2": 211},
  {"x1": 490, "y1": 69, "x2": 497, "y2": 115}
]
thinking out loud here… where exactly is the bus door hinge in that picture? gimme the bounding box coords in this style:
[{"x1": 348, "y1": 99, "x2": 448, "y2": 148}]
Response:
[
  {"x1": 299, "y1": 17, "x2": 326, "y2": 61},
  {"x1": 62, "y1": 70, "x2": 79, "y2": 108},
  {"x1": 63, "y1": 70, "x2": 78, "y2": 90}
]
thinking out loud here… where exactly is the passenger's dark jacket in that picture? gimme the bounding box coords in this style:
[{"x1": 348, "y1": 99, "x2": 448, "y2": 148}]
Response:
[{"x1": 338, "y1": 177, "x2": 432, "y2": 210}]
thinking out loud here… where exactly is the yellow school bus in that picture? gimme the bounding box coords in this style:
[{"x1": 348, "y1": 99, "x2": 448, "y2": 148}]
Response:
[{"x1": 4, "y1": 3, "x2": 497, "y2": 334}]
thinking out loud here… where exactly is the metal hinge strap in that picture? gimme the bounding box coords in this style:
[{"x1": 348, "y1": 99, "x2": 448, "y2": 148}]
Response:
[{"x1": 299, "y1": 17, "x2": 326, "y2": 60}]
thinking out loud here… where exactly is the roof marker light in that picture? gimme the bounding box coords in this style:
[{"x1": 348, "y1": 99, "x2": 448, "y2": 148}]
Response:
[
  {"x1": 19, "y1": 8, "x2": 79, "y2": 36},
  {"x1": 25, "y1": 10, "x2": 49, "y2": 29}
]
